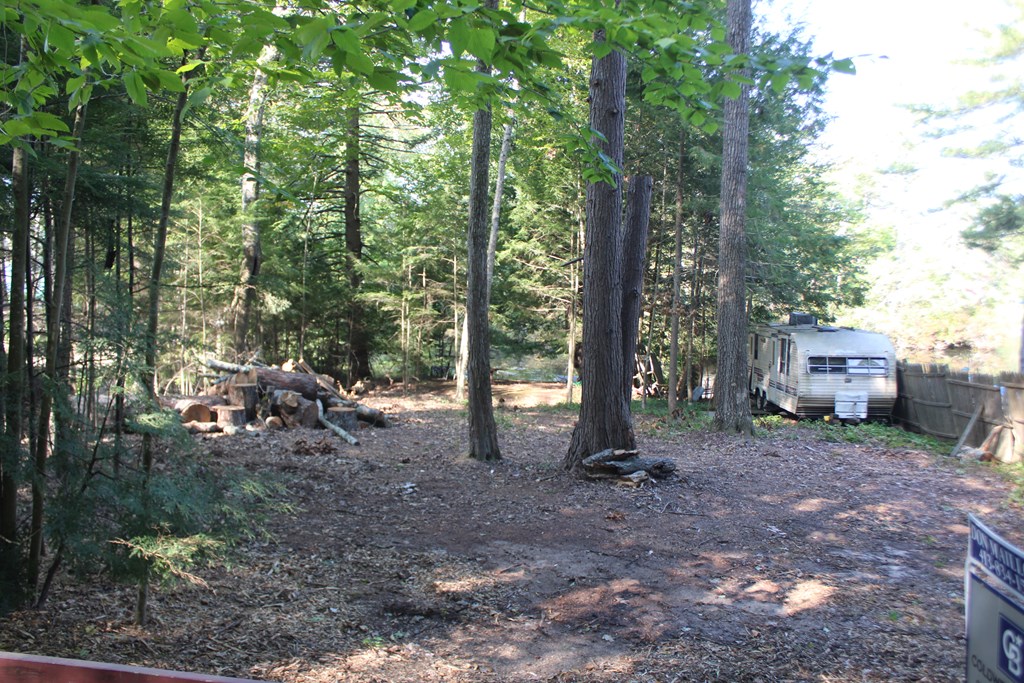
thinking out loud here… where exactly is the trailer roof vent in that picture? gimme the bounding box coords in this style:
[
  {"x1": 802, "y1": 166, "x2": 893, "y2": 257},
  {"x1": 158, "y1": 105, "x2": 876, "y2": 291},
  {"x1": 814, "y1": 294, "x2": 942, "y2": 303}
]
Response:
[{"x1": 788, "y1": 312, "x2": 817, "y2": 326}]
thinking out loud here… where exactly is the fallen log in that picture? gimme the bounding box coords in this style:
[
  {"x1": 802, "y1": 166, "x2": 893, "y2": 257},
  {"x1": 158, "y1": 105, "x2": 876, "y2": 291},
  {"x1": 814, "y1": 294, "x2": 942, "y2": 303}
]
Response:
[
  {"x1": 271, "y1": 389, "x2": 319, "y2": 429},
  {"x1": 582, "y1": 448, "x2": 639, "y2": 467},
  {"x1": 580, "y1": 448, "x2": 676, "y2": 482},
  {"x1": 175, "y1": 399, "x2": 216, "y2": 423},
  {"x1": 183, "y1": 421, "x2": 221, "y2": 434},
  {"x1": 326, "y1": 397, "x2": 391, "y2": 428},
  {"x1": 588, "y1": 457, "x2": 677, "y2": 478},
  {"x1": 202, "y1": 357, "x2": 391, "y2": 428}
]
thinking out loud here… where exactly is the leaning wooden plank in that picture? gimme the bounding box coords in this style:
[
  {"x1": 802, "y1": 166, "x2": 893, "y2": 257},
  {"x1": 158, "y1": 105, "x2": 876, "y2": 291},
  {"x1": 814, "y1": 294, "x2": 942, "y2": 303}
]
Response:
[
  {"x1": 0, "y1": 651, "x2": 264, "y2": 682},
  {"x1": 952, "y1": 404, "x2": 984, "y2": 457},
  {"x1": 317, "y1": 400, "x2": 359, "y2": 445}
]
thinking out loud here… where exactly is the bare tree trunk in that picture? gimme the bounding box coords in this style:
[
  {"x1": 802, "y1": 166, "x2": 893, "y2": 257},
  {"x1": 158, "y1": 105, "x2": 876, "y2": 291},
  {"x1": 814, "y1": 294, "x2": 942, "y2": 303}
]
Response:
[
  {"x1": 2, "y1": 139, "x2": 30, "y2": 603},
  {"x1": 29, "y1": 102, "x2": 87, "y2": 599},
  {"x1": 565, "y1": 216, "x2": 581, "y2": 405},
  {"x1": 713, "y1": 0, "x2": 754, "y2": 436},
  {"x1": 565, "y1": 25, "x2": 635, "y2": 471},
  {"x1": 457, "y1": 120, "x2": 511, "y2": 404},
  {"x1": 345, "y1": 104, "x2": 372, "y2": 385},
  {"x1": 620, "y1": 176, "x2": 653, "y2": 402},
  {"x1": 487, "y1": 121, "x2": 513, "y2": 291},
  {"x1": 668, "y1": 135, "x2": 685, "y2": 414},
  {"x1": 233, "y1": 44, "x2": 277, "y2": 356},
  {"x1": 454, "y1": 308, "x2": 468, "y2": 399},
  {"x1": 138, "y1": 76, "x2": 190, "y2": 626},
  {"x1": 465, "y1": 11, "x2": 501, "y2": 460}
]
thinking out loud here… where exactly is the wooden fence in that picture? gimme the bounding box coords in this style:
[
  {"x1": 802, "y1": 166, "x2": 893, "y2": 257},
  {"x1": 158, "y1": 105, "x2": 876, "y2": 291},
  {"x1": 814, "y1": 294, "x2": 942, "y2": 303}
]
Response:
[
  {"x1": 895, "y1": 362, "x2": 1024, "y2": 462},
  {"x1": 0, "y1": 652, "x2": 267, "y2": 683}
]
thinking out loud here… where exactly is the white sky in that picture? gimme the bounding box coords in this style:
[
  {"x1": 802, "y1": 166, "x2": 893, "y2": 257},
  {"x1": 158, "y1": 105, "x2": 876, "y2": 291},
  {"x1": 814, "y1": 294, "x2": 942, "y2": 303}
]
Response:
[
  {"x1": 758, "y1": 0, "x2": 1018, "y2": 206},
  {"x1": 757, "y1": 0, "x2": 1022, "y2": 366}
]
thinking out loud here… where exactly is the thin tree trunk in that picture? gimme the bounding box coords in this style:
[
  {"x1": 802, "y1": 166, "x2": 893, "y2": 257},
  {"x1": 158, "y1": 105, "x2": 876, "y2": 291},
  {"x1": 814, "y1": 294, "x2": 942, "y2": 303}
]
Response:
[
  {"x1": 668, "y1": 135, "x2": 685, "y2": 414},
  {"x1": 454, "y1": 315, "x2": 468, "y2": 399},
  {"x1": 465, "y1": 8, "x2": 501, "y2": 460},
  {"x1": 487, "y1": 121, "x2": 513, "y2": 293},
  {"x1": 620, "y1": 176, "x2": 653, "y2": 403},
  {"x1": 234, "y1": 44, "x2": 277, "y2": 356},
  {"x1": 565, "y1": 24, "x2": 634, "y2": 471},
  {"x1": 1, "y1": 140, "x2": 30, "y2": 602},
  {"x1": 29, "y1": 102, "x2": 87, "y2": 598},
  {"x1": 713, "y1": 0, "x2": 754, "y2": 436},
  {"x1": 565, "y1": 216, "x2": 581, "y2": 405},
  {"x1": 138, "y1": 75, "x2": 190, "y2": 626},
  {"x1": 1019, "y1": 304, "x2": 1024, "y2": 374},
  {"x1": 344, "y1": 104, "x2": 372, "y2": 385}
]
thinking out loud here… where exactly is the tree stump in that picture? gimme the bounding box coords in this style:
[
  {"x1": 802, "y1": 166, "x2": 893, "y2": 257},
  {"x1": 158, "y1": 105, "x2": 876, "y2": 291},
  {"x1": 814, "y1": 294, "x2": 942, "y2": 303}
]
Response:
[
  {"x1": 228, "y1": 383, "x2": 259, "y2": 421},
  {"x1": 215, "y1": 405, "x2": 247, "y2": 430},
  {"x1": 325, "y1": 406, "x2": 358, "y2": 433}
]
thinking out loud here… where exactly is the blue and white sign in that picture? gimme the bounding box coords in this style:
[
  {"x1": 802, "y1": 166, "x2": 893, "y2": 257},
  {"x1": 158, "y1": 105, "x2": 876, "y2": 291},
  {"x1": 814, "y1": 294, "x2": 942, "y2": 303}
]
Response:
[
  {"x1": 967, "y1": 515, "x2": 1024, "y2": 683},
  {"x1": 970, "y1": 515, "x2": 1024, "y2": 599}
]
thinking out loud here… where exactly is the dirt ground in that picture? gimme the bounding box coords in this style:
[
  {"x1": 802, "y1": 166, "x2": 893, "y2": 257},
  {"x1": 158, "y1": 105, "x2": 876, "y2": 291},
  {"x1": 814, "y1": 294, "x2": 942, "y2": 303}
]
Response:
[{"x1": 3, "y1": 381, "x2": 1023, "y2": 682}]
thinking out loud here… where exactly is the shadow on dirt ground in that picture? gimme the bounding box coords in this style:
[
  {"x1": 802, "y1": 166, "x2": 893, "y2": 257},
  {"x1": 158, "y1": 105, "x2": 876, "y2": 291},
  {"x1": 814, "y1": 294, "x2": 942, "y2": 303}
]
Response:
[{"x1": 2, "y1": 381, "x2": 1021, "y2": 682}]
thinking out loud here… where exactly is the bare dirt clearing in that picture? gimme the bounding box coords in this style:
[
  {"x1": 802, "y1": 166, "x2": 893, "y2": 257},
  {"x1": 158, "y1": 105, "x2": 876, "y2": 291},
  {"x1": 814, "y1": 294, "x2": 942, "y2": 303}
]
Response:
[{"x1": 2, "y1": 382, "x2": 1021, "y2": 682}]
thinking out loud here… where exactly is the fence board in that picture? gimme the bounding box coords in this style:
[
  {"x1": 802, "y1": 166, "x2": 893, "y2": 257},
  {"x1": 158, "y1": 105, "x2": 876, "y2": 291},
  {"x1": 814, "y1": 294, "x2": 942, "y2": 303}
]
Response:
[
  {"x1": 947, "y1": 372, "x2": 1003, "y2": 446},
  {"x1": 895, "y1": 364, "x2": 1023, "y2": 461},
  {"x1": 1002, "y1": 375, "x2": 1024, "y2": 461},
  {"x1": 0, "y1": 652, "x2": 267, "y2": 683},
  {"x1": 897, "y1": 364, "x2": 957, "y2": 439}
]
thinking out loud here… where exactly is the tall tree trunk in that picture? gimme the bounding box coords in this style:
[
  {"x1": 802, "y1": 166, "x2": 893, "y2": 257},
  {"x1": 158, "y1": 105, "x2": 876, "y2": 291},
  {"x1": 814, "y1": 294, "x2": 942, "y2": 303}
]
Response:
[
  {"x1": 457, "y1": 120, "x2": 511, "y2": 402},
  {"x1": 565, "y1": 214, "x2": 582, "y2": 405},
  {"x1": 487, "y1": 121, "x2": 513, "y2": 291},
  {"x1": 465, "y1": 11, "x2": 501, "y2": 460},
  {"x1": 138, "y1": 77, "x2": 190, "y2": 626},
  {"x1": 2, "y1": 141, "x2": 30, "y2": 603},
  {"x1": 345, "y1": 104, "x2": 372, "y2": 385},
  {"x1": 29, "y1": 102, "x2": 87, "y2": 599},
  {"x1": 234, "y1": 44, "x2": 278, "y2": 356},
  {"x1": 565, "y1": 25, "x2": 634, "y2": 471},
  {"x1": 668, "y1": 135, "x2": 685, "y2": 414},
  {"x1": 713, "y1": 0, "x2": 754, "y2": 436},
  {"x1": 620, "y1": 176, "x2": 653, "y2": 402}
]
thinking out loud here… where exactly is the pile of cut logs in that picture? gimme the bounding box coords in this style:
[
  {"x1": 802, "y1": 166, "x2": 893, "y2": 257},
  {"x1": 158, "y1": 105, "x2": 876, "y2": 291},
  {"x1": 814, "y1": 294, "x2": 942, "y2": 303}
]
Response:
[{"x1": 172, "y1": 358, "x2": 389, "y2": 445}]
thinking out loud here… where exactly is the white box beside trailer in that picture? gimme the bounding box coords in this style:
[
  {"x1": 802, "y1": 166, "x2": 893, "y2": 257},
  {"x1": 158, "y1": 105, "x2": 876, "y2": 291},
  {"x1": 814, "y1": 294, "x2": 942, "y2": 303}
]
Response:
[{"x1": 748, "y1": 314, "x2": 897, "y2": 420}]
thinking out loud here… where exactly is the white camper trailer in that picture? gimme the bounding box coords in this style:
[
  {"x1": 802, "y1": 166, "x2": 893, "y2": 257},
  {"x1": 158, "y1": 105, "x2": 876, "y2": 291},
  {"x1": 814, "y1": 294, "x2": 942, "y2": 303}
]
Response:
[{"x1": 748, "y1": 313, "x2": 897, "y2": 421}]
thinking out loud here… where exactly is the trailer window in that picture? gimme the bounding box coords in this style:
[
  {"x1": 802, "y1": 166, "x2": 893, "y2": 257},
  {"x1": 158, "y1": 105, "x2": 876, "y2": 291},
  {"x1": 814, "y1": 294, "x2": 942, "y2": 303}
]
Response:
[
  {"x1": 847, "y1": 357, "x2": 888, "y2": 375},
  {"x1": 779, "y1": 340, "x2": 792, "y2": 375},
  {"x1": 808, "y1": 356, "x2": 847, "y2": 374}
]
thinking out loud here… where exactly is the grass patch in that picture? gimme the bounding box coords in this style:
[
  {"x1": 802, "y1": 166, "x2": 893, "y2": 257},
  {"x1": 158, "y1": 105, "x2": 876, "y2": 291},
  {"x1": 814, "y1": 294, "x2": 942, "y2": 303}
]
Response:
[
  {"x1": 632, "y1": 398, "x2": 713, "y2": 435},
  {"x1": 799, "y1": 420, "x2": 949, "y2": 453},
  {"x1": 995, "y1": 461, "x2": 1024, "y2": 507}
]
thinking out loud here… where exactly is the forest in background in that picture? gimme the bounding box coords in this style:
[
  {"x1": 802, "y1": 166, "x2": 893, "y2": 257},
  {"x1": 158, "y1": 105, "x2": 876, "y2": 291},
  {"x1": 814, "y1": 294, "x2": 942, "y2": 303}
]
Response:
[{"x1": 6, "y1": 0, "x2": 1017, "y2": 628}]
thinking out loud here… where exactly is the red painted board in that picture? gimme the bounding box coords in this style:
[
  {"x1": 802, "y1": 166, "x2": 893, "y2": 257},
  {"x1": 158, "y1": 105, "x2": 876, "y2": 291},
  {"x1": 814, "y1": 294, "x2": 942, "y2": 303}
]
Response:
[{"x1": 0, "y1": 652, "x2": 268, "y2": 682}]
